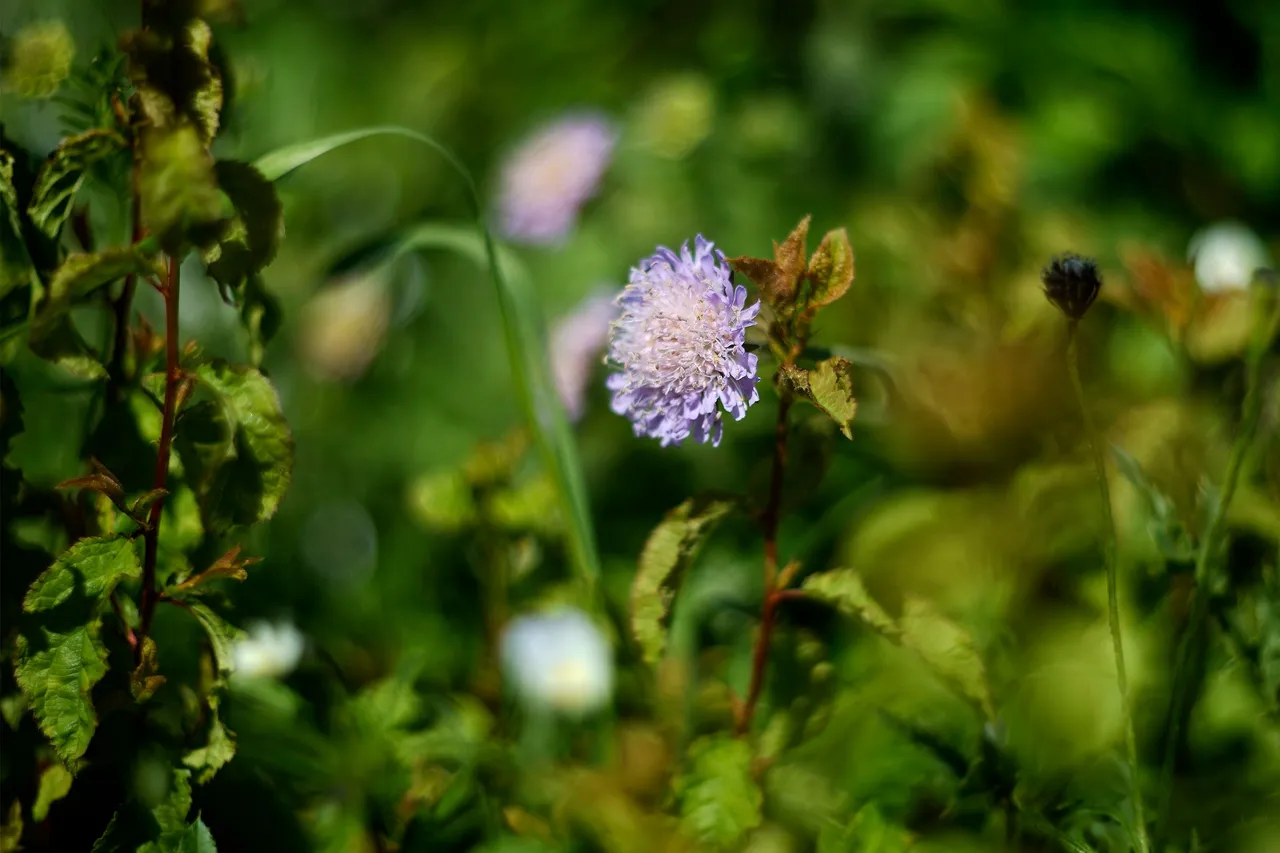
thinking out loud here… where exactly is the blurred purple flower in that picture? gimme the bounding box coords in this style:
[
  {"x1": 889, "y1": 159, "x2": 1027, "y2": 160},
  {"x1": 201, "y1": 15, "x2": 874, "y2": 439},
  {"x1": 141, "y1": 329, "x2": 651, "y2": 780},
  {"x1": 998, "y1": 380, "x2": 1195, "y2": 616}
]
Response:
[
  {"x1": 606, "y1": 236, "x2": 761, "y2": 447},
  {"x1": 497, "y1": 113, "x2": 617, "y2": 245},
  {"x1": 550, "y1": 291, "x2": 618, "y2": 421}
]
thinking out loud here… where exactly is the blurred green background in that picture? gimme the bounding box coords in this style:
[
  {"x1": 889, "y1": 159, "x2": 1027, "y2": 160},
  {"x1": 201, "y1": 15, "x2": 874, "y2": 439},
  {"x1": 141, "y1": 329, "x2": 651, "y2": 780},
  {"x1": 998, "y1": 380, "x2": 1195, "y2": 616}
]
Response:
[{"x1": 2, "y1": 0, "x2": 1279, "y2": 850}]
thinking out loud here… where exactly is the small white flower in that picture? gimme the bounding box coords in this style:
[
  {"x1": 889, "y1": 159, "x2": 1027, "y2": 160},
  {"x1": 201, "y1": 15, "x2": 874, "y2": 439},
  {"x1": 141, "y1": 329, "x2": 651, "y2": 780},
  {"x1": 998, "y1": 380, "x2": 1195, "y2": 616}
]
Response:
[
  {"x1": 1187, "y1": 221, "x2": 1271, "y2": 294},
  {"x1": 231, "y1": 621, "x2": 305, "y2": 680},
  {"x1": 500, "y1": 608, "x2": 613, "y2": 715}
]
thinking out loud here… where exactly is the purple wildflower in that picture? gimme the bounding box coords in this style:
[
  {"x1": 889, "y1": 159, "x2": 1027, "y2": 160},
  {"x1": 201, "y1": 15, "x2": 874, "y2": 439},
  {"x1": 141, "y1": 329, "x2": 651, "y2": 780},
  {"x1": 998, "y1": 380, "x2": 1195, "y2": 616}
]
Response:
[
  {"x1": 497, "y1": 112, "x2": 617, "y2": 245},
  {"x1": 550, "y1": 291, "x2": 618, "y2": 421},
  {"x1": 606, "y1": 236, "x2": 761, "y2": 447}
]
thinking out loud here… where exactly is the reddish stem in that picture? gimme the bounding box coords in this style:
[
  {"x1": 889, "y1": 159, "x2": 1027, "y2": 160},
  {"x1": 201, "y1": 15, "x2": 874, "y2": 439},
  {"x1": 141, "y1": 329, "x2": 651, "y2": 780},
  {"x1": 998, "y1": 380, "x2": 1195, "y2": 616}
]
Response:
[
  {"x1": 138, "y1": 256, "x2": 180, "y2": 647},
  {"x1": 737, "y1": 395, "x2": 793, "y2": 735}
]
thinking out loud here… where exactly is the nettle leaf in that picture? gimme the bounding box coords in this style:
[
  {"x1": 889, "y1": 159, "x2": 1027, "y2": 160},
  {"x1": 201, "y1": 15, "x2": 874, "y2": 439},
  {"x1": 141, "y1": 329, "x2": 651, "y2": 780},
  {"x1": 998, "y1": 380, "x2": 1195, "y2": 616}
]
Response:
[
  {"x1": 673, "y1": 735, "x2": 763, "y2": 850},
  {"x1": 27, "y1": 129, "x2": 127, "y2": 241},
  {"x1": 807, "y1": 227, "x2": 854, "y2": 308},
  {"x1": 778, "y1": 357, "x2": 858, "y2": 439},
  {"x1": 1111, "y1": 445, "x2": 1195, "y2": 562},
  {"x1": 139, "y1": 124, "x2": 226, "y2": 255},
  {"x1": 183, "y1": 601, "x2": 243, "y2": 678},
  {"x1": 33, "y1": 762, "x2": 74, "y2": 821},
  {"x1": 631, "y1": 497, "x2": 734, "y2": 665},
  {"x1": 122, "y1": 20, "x2": 222, "y2": 143},
  {"x1": 202, "y1": 161, "x2": 283, "y2": 297},
  {"x1": 802, "y1": 567, "x2": 899, "y2": 639},
  {"x1": 24, "y1": 535, "x2": 141, "y2": 613},
  {"x1": 183, "y1": 361, "x2": 293, "y2": 532},
  {"x1": 899, "y1": 596, "x2": 995, "y2": 721},
  {"x1": 16, "y1": 535, "x2": 141, "y2": 762}
]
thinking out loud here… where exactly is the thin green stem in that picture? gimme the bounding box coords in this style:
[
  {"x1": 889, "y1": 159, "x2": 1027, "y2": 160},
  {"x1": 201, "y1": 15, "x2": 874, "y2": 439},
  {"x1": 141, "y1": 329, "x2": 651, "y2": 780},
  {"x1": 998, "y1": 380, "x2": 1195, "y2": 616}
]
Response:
[
  {"x1": 1156, "y1": 321, "x2": 1270, "y2": 845},
  {"x1": 1067, "y1": 323, "x2": 1150, "y2": 853}
]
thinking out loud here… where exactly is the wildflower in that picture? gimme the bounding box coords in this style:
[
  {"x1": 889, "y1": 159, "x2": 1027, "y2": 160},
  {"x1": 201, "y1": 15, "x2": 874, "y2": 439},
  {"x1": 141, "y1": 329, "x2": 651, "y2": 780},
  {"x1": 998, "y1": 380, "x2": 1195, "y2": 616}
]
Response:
[
  {"x1": 1187, "y1": 221, "x2": 1270, "y2": 293},
  {"x1": 550, "y1": 290, "x2": 618, "y2": 421},
  {"x1": 607, "y1": 236, "x2": 761, "y2": 446},
  {"x1": 496, "y1": 112, "x2": 617, "y2": 245},
  {"x1": 1041, "y1": 252, "x2": 1102, "y2": 321},
  {"x1": 500, "y1": 608, "x2": 613, "y2": 715},
  {"x1": 231, "y1": 621, "x2": 304, "y2": 680}
]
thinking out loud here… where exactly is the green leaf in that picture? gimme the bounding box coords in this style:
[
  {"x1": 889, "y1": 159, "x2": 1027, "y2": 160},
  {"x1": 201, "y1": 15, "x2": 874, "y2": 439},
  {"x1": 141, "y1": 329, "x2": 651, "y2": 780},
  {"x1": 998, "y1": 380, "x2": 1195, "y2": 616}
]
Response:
[
  {"x1": 188, "y1": 361, "x2": 293, "y2": 532},
  {"x1": 806, "y1": 227, "x2": 854, "y2": 309},
  {"x1": 176, "y1": 819, "x2": 217, "y2": 853},
  {"x1": 131, "y1": 636, "x2": 166, "y2": 702},
  {"x1": 26, "y1": 129, "x2": 127, "y2": 241},
  {"x1": 182, "y1": 601, "x2": 243, "y2": 678},
  {"x1": 673, "y1": 734, "x2": 762, "y2": 850},
  {"x1": 15, "y1": 621, "x2": 109, "y2": 763},
  {"x1": 238, "y1": 276, "x2": 281, "y2": 367},
  {"x1": 139, "y1": 125, "x2": 227, "y2": 255},
  {"x1": 30, "y1": 247, "x2": 160, "y2": 349},
  {"x1": 631, "y1": 497, "x2": 733, "y2": 666},
  {"x1": 899, "y1": 596, "x2": 994, "y2": 720},
  {"x1": 182, "y1": 695, "x2": 236, "y2": 784},
  {"x1": 778, "y1": 357, "x2": 858, "y2": 439},
  {"x1": 92, "y1": 769, "x2": 199, "y2": 853},
  {"x1": 33, "y1": 761, "x2": 74, "y2": 821},
  {"x1": 816, "y1": 804, "x2": 910, "y2": 853},
  {"x1": 24, "y1": 535, "x2": 141, "y2": 613},
  {"x1": 256, "y1": 128, "x2": 601, "y2": 600},
  {"x1": 727, "y1": 216, "x2": 810, "y2": 311},
  {"x1": 0, "y1": 801, "x2": 21, "y2": 853},
  {"x1": 801, "y1": 567, "x2": 899, "y2": 639},
  {"x1": 202, "y1": 161, "x2": 283, "y2": 296}
]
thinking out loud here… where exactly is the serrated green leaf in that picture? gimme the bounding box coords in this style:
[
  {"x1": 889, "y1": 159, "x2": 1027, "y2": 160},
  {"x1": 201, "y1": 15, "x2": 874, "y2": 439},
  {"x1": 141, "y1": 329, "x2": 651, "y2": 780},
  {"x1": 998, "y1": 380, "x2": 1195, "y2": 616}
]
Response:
[
  {"x1": 256, "y1": 128, "x2": 600, "y2": 604},
  {"x1": 202, "y1": 161, "x2": 283, "y2": 298},
  {"x1": 176, "y1": 819, "x2": 217, "y2": 853},
  {"x1": 631, "y1": 497, "x2": 734, "y2": 666},
  {"x1": 779, "y1": 357, "x2": 858, "y2": 439},
  {"x1": 801, "y1": 567, "x2": 899, "y2": 639},
  {"x1": 24, "y1": 535, "x2": 141, "y2": 613},
  {"x1": 33, "y1": 761, "x2": 74, "y2": 821},
  {"x1": 186, "y1": 361, "x2": 292, "y2": 532},
  {"x1": 139, "y1": 125, "x2": 226, "y2": 255},
  {"x1": 673, "y1": 735, "x2": 762, "y2": 850},
  {"x1": 183, "y1": 601, "x2": 243, "y2": 678},
  {"x1": 15, "y1": 619, "x2": 109, "y2": 763},
  {"x1": 900, "y1": 596, "x2": 994, "y2": 720},
  {"x1": 807, "y1": 227, "x2": 854, "y2": 309},
  {"x1": 26, "y1": 129, "x2": 127, "y2": 241}
]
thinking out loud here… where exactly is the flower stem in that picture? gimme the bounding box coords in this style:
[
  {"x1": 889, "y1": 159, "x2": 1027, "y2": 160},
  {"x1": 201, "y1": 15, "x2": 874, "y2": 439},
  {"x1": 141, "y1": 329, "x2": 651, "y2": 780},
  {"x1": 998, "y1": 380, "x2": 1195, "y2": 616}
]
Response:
[
  {"x1": 1156, "y1": 318, "x2": 1270, "y2": 845},
  {"x1": 737, "y1": 393, "x2": 792, "y2": 736},
  {"x1": 1066, "y1": 323, "x2": 1150, "y2": 853},
  {"x1": 138, "y1": 255, "x2": 181, "y2": 648}
]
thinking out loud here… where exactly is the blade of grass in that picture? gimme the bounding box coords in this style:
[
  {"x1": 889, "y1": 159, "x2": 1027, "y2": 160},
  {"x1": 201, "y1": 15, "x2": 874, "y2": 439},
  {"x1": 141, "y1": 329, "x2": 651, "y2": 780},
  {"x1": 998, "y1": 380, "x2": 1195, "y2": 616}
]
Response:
[{"x1": 254, "y1": 127, "x2": 602, "y2": 599}]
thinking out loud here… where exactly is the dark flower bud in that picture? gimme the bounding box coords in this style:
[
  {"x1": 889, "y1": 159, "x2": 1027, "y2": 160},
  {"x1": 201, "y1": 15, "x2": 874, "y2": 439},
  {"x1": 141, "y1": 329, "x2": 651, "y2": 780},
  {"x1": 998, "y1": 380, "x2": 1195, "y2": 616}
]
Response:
[{"x1": 1041, "y1": 253, "x2": 1102, "y2": 321}]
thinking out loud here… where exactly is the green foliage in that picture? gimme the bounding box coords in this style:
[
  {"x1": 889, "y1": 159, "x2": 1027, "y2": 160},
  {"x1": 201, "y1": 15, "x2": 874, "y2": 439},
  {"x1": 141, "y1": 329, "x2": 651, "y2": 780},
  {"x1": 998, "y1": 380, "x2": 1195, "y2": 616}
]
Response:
[
  {"x1": 673, "y1": 735, "x2": 763, "y2": 850},
  {"x1": 182, "y1": 601, "x2": 244, "y2": 679},
  {"x1": 33, "y1": 762, "x2": 74, "y2": 822},
  {"x1": 631, "y1": 497, "x2": 734, "y2": 665},
  {"x1": 202, "y1": 160, "x2": 283, "y2": 298},
  {"x1": 728, "y1": 216, "x2": 810, "y2": 311},
  {"x1": 778, "y1": 357, "x2": 858, "y2": 439},
  {"x1": 26, "y1": 129, "x2": 126, "y2": 241},
  {"x1": 802, "y1": 567, "x2": 897, "y2": 638},
  {"x1": 138, "y1": 125, "x2": 226, "y2": 255},
  {"x1": 1112, "y1": 445, "x2": 1196, "y2": 562},
  {"x1": 806, "y1": 227, "x2": 855, "y2": 309}
]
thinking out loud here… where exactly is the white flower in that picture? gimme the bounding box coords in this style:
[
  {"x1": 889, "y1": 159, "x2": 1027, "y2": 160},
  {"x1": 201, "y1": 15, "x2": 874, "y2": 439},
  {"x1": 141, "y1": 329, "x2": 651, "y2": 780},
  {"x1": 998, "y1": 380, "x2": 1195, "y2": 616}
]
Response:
[
  {"x1": 231, "y1": 621, "x2": 305, "y2": 680},
  {"x1": 1187, "y1": 221, "x2": 1271, "y2": 293},
  {"x1": 500, "y1": 608, "x2": 613, "y2": 715}
]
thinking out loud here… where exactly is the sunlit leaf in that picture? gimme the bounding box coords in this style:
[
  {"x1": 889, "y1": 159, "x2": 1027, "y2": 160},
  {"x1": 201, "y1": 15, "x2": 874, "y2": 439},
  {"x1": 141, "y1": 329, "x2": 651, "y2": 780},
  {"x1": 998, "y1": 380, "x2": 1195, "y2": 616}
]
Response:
[
  {"x1": 673, "y1": 734, "x2": 762, "y2": 850},
  {"x1": 182, "y1": 601, "x2": 243, "y2": 678},
  {"x1": 33, "y1": 762, "x2": 74, "y2": 821},
  {"x1": 632, "y1": 497, "x2": 734, "y2": 666},
  {"x1": 139, "y1": 124, "x2": 226, "y2": 255},
  {"x1": 183, "y1": 694, "x2": 235, "y2": 784},
  {"x1": 15, "y1": 620, "x2": 110, "y2": 763},
  {"x1": 807, "y1": 227, "x2": 854, "y2": 308},
  {"x1": 24, "y1": 535, "x2": 140, "y2": 613},
  {"x1": 131, "y1": 636, "x2": 166, "y2": 702},
  {"x1": 778, "y1": 357, "x2": 858, "y2": 439},
  {"x1": 900, "y1": 596, "x2": 995, "y2": 721},
  {"x1": 26, "y1": 129, "x2": 126, "y2": 241},
  {"x1": 801, "y1": 567, "x2": 899, "y2": 638}
]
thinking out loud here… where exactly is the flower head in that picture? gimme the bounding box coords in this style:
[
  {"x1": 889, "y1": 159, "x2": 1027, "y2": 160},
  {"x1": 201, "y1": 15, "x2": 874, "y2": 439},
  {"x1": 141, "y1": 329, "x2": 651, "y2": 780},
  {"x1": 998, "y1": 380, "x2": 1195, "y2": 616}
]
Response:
[
  {"x1": 497, "y1": 112, "x2": 617, "y2": 245},
  {"x1": 550, "y1": 290, "x2": 618, "y2": 421},
  {"x1": 1041, "y1": 252, "x2": 1102, "y2": 321},
  {"x1": 231, "y1": 621, "x2": 305, "y2": 681},
  {"x1": 1187, "y1": 221, "x2": 1271, "y2": 294},
  {"x1": 606, "y1": 236, "x2": 761, "y2": 446},
  {"x1": 500, "y1": 608, "x2": 613, "y2": 715}
]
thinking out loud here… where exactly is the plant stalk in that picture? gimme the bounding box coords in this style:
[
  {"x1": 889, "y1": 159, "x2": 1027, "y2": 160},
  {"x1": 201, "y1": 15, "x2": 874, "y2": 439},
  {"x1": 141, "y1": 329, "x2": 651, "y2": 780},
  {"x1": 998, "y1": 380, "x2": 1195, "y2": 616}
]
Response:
[
  {"x1": 138, "y1": 255, "x2": 181, "y2": 645},
  {"x1": 1066, "y1": 323, "x2": 1150, "y2": 853},
  {"x1": 109, "y1": 158, "x2": 142, "y2": 397}
]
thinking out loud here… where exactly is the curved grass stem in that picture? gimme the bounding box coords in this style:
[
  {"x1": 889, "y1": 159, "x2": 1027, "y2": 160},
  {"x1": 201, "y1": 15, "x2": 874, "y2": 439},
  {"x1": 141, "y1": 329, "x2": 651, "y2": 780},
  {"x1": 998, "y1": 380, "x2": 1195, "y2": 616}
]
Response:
[{"x1": 1067, "y1": 323, "x2": 1150, "y2": 853}]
